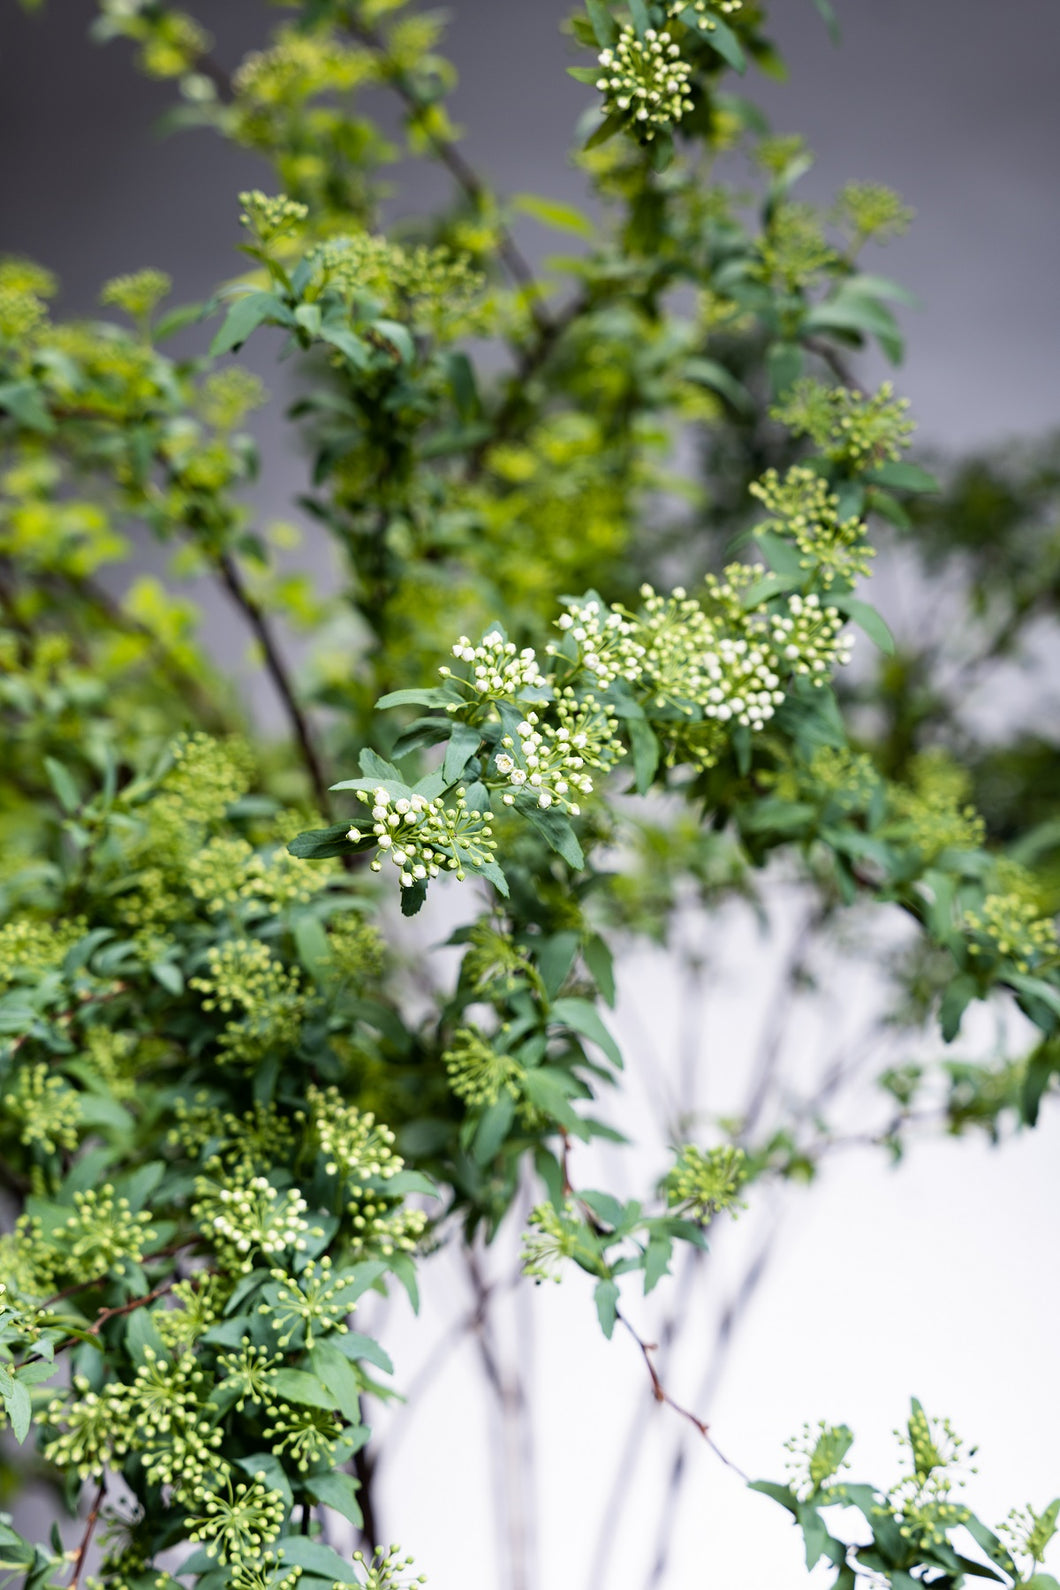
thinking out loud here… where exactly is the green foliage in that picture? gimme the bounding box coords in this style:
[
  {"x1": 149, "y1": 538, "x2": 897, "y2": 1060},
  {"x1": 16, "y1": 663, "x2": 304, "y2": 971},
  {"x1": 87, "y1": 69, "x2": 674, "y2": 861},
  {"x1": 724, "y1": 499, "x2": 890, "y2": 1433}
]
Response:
[{"x1": 0, "y1": 0, "x2": 1057, "y2": 1586}]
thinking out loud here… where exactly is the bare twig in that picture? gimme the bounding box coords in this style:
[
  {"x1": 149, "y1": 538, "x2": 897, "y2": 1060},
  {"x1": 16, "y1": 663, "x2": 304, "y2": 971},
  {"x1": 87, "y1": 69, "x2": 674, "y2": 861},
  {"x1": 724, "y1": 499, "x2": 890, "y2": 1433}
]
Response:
[
  {"x1": 214, "y1": 552, "x2": 332, "y2": 818},
  {"x1": 69, "y1": 1480, "x2": 105, "y2": 1590},
  {"x1": 615, "y1": 1309, "x2": 750, "y2": 1483}
]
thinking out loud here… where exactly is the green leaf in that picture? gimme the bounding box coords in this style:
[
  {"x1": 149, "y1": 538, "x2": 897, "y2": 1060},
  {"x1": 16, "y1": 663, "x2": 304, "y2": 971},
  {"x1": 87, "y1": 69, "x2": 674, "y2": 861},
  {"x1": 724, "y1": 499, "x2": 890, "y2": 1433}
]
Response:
[
  {"x1": 307, "y1": 1343, "x2": 364, "y2": 1423},
  {"x1": 287, "y1": 824, "x2": 359, "y2": 860},
  {"x1": 584, "y1": 111, "x2": 625, "y2": 151},
  {"x1": 585, "y1": 0, "x2": 618, "y2": 46},
  {"x1": 2, "y1": 1377, "x2": 31, "y2": 1444},
  {"x1": 43, "y1": 757, "x2": 79, "y2": 813},
  {"x1": 519, "y1": 802, "x2": 584, "y2": 869},
  {"x1": 939, "y1": 974, "x2": 978, "y2": 1042},
  {"x1": 150, "y1": 960, "x2": 184, "y2": 996},
  {"x1": 273, "y1": 1539, "x2": 359, "y2": 1585},
  {"x1": 269, "y1": 1370, "x2": 335, "y2": 1410},
  {"x1": 306, "y1": 1471, "x2": 364, "y2": 1529},
  {"x1": 748, "y1": 1479, "x2": 799, "y2": 1516},
  {"x1": 537, "y1": 931, "x2": 580, "y2": 1000},
  {"x1": 583, "y1": 934, "x2": 616, "y2": 1007},
  {"x1": 442, "y1": 719, "x2": 482, "y2": 785},
  {"x1": 375, "y1": 686, "x2": 454, "y2": 710},
  {"x1": 704, "y1": 16, "x2": 746, "y2": 71},
  {"x1": 684, "y1": 357, "x2": 754, "y2": 413},
  {"x1": 550, "y1": 997, "x2": 623, "y2": 1068},
  {"x1": 865, "y1": 460, "x2": 939, "y2": 494},
  {"x1": 767, "y1": 340, "x2": 803, "y2": 397},
  {"x1": 332, "y1": 1332, "x2": 395, "y2": 1376},
  {"x1": 809, "y1": 0, "x2": 840, "y2": 43},
  {"x1": 594, "y1": 1278, "x2": 620, "y2": 1338},
  {"x1": 209, "y1": 291, "x2": 281, "y2": 356},
  {"x1": 643, "y1": 1235, "x2": 672, "y2": 1294},
  {"x1": 832, "y1": 596, "x2": 895, "y2": 654},
  {"x1": 474, "y1": 1093, "x2": 517, "y2": 1164},
  {"x1": 513, "y1": 194, "x2": 594, "y2": 238}
]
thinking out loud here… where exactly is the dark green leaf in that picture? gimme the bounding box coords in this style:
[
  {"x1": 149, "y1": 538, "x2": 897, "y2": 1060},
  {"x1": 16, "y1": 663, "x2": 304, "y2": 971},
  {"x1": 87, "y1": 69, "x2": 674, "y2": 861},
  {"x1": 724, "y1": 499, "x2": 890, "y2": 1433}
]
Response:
[
  {"x1": 209, "y1": 291, "x2": 281, "y2": 356},
  {"x1": 594, "y1": 1278, "x2": 619, "y2": 1338}
]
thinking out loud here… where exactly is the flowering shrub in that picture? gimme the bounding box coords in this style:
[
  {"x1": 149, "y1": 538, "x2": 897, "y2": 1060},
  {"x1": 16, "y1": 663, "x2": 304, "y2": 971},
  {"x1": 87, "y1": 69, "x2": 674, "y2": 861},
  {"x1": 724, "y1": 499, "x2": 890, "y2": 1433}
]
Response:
[{"x1": 0, "y1": 0, "x2": 1058, "y2": 1587}]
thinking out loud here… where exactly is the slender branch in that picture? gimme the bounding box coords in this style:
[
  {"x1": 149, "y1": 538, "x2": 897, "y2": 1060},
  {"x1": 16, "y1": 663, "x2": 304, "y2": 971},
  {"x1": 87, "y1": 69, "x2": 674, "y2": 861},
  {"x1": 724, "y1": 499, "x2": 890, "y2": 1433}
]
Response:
[
  {"x1": 802, "y1": 335, "x2": 857, "y2": 388},
  {"x1": 344, "y1": 19, "x2": 548, "y2": 332},
  {"x1": 615, "y1": 1309, "x2": 749, "y2": 1482},
  {"x1": 69, "y1": 1480, "x2": 106, "y2": 1590},
  {"x1": 214, "y1": 552, "x2": 333, "y2": 818}
]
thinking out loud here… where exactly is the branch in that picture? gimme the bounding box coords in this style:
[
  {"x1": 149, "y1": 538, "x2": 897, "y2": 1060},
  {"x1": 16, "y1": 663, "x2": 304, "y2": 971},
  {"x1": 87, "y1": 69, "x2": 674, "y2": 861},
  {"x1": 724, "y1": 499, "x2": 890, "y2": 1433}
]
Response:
[
  {"x1": 68, "y1": 1480, "x2": 105, "y2": 1590},
  {"x1": 214, "y1": 551, "x2": 333, "y2": 818},
  {"x1": 615, "y1": 1309, "x2": 749, "y2": 1482},
  {"x1": 802, "y1": 335, "x2": 858, "y2": 388},
  {"x1": 344, "y1": 19, "x2": 548, "y2": 333}
]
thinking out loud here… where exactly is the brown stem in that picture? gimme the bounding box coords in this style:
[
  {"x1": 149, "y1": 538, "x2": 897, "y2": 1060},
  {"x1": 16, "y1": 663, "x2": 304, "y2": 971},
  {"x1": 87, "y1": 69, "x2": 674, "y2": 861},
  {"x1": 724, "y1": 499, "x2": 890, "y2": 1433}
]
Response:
[
  {"x1": 615, "y1": 1309, "x2": 749, "y2": 1483},
  {"x1": 802, "y1": 335, "x2": 857, "y2": 388},
  {"x1": 214, "y1": 552, "x2": 333, "y2": 818},
  {"x1": 69, "y1": 1480, "x2": 105, "y2": 1590},
  {"x1": 345, "y1": 18, "x2": 548, "y2": 333}
]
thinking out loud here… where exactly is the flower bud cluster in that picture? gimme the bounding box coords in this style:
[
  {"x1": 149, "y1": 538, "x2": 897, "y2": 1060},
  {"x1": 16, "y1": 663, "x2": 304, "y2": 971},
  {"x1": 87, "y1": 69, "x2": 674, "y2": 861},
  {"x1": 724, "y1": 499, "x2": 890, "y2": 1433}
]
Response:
[
  {"x1": 783, "y1": 1420, "x2": 854, "y2": 1502},
  {"x1": 668, "y1": 0, "x2": 743, "y2": 30},
  {"x1": 494, "y1": 691, "x2": 621, "y2": 812},
  {"x1": 305, "y1": 1084, "x2": 402, "y2": 1182},
  {"x1": 768, "y1": 593, "x2": 852, "y2": 681},
  {"x1": 354, "y1": 786, "x2": 497, "y2": 887},
  {"x1": 550, "y1": 599, "x2": 644, "y2": 688},
  {"x1": 187, "y1": 837, "x2": 318, "y2": 915},
  {"x1": 831, "y1": 181, "x2": 914, "y2": 245},
  {"x1": 184, "y1": 1474, "x2": 287, "y2": 1565},
  {"x1": 238, "y1": 190, "x2": 308, "y2": 243},
  {"x1": 353, "y1": 1544, "x2": 428, "y2": 1589},
  {"x1": 129, "y1": 1347, "x2": 226, "y2": 1494},
  {"x1": 521, "y1": 1200, "x2": 585, "y2": 1284},
  {"x1": 596, "y1": 27, "x2": 694, "y2": 140},
  {"x1": 2, "y1": 1063, "x2": 80, "y2": 1155},
  {"x1": 215, "y1": 1343, "x2": 284, "y2": 1413},
  {"x1": 443, "y1": 1027, "x2": 524, "y2": 1109},
  {"x1": 100, "y1": 269, "x2": 171, "y2": 324},
  {"x1": 439, "y1": 629, "x2": 547, "y2": 700},
  {"x1": 890, "y1": 1406, "x2": 974, "y2": 1547},
  {"x1": 638, "y1": 583, "x2": 788, "y2": 725},
  {"x1": 771, "y1": 381, "x2": 914, "y2": 472},
  {"x1": 889, "y1": 752, "x2": 985, "y2": 858},
  {"x1": 0, "y1": 916, "x2": 84, "y2": 990},
  {"x1": 962, "y1": 891, "x2": 1058, "y2": 975},
  {"x1": 193, "y1": 1169, "x2": 320, "y2": 1275},
  {"x1": 312, "y1": 233, "x2": 486, "y2": 335},
  {"x1": 751, "y1": 464, "x2": 874, "y2": 587},
  {"x1": 55, "y1": 1186, "x2": 154, "y2": 1280},
  {"x1": 44, "y1": 1378, "x2": 133, "y2": 1479},
  {"x1": 261, "y1": 1403, "x2": 341, "y2": 1474},
  {"x1": 756, "y1": 203, "x2": 836, "y2": 291},
  {"x1": 664, "y1": 1143, "x2": 747, "y2": 1223},
  {"x1": 263, "y1": 1257, "x2": 357, "y2": 1349},
  {"x1": 189, "y1": 939, "x2": 306, "y2": 1063}
]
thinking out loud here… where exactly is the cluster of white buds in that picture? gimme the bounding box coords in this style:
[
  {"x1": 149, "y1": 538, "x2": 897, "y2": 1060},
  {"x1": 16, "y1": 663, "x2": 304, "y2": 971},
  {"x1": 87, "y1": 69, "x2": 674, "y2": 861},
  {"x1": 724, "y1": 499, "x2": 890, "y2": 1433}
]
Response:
[
  {"x1": 494, "y1": 692, "x2": 622, "y2": 811},
  {"x1": 193, "y1": 1171, "x2": 319, "y2": 1274},
  {"x1": 596, "y1": 26, "x2": 694, "y2": 139},
  {"x1": 550, "y1": 598, "x2": 645, "y2": 687},
  {"x1": 668, "y1": 0, "x2": 743, "y2": 31},
  {"x1": 768, "y1": 593, "x2": 853, "y2": 682},
  {"x1": 439, "y1": 630, "x2": 547, "y2": 701},
  {"x1": 354, "y1": 786, "x2": 496, "y2": 887}
]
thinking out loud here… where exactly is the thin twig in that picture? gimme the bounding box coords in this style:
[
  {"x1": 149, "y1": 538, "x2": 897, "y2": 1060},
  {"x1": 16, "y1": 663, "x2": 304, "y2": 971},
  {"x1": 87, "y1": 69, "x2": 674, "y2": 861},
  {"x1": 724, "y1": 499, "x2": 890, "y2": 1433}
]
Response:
[
  {"x1": 69, "y1": 1480, "x2": 105, "y2": 1590},
  {"x1": 214, "y1": 552, "x2": 333, "y2": 818},
  {"x1": 615, "y1": 1309, "x2": 749, "y2": 1482},
  {"x1": 345, "y1": 20, "x2": 548, "y2": 332}
]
